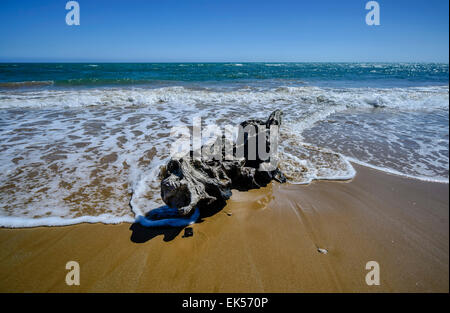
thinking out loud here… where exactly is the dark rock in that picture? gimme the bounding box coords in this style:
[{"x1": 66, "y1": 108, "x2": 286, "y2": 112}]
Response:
[
  {"x1": 159, "y1": 110, "x2": 287, "y2": 217},
  {"x1": 183, "y1": 227, "x2": 193, "y2": 237}
]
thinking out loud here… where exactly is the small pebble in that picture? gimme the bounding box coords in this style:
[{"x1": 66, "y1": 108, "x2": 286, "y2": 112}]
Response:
[
  {"x1": 183, "y1": 227, "x2": 193, "y2": 237},
  {"x1": 317, "y1": 248, "x2": 328, "y2": 255},
  {"x1": 226, "y1": 212, "x2": 232, "y2": 216}
]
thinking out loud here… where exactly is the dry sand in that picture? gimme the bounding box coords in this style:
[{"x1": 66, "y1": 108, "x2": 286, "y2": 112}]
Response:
[{"x1": 0, "y1": 164, "x2": 448, "y2": 292}]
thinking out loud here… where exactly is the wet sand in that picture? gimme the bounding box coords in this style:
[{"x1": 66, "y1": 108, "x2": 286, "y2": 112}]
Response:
[{"x1": 0, "y1": 163, "x2": 448, "y2": 292}]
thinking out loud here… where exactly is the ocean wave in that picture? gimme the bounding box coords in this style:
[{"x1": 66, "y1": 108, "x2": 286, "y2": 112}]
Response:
[
  {"x1": 55, "y1": 78, "x2": 160, "y2": 86},
  {"x1": 0, "y1": 80, "x2": 54, "y2": 88},
  {"x1": 0, "y1": 85, "x2": 448, "y2": 110}
]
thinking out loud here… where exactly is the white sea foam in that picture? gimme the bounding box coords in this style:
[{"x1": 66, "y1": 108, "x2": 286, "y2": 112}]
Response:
[
  {"x1": 0, "y1": 214, "x2": 134, "y2": 228},
  {"x1": 346, "y1": 157, "x2": 449, "y2": 184},
  {"x1": 0, "y1": 84, "x2": 448, "y2": 227},
  {"x1": 0, "y1": 85, "x2": 447, "y2": 110}
]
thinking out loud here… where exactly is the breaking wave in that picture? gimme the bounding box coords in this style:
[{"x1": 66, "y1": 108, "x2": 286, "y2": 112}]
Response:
[{"x1": 0, "y1": 85, "x2": 447, "y2": 110}]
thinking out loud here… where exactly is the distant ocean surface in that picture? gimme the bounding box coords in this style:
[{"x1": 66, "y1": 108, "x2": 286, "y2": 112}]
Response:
[
  {"x1": 0, "y1": 63, "x2": 448, "y2": 88},
  {"x1": 0, "y1": 63, "x2": 448, "y2": 227}
]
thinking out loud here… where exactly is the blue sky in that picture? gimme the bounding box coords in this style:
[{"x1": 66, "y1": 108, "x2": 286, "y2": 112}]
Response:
[{"x1": 0, "y1": 0, "x2": 448, "y2": 62}]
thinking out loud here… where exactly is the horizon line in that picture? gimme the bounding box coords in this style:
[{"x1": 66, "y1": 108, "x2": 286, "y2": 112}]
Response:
[{"x1": 0, "y1": 60, "x2": 449, "y2": 64}]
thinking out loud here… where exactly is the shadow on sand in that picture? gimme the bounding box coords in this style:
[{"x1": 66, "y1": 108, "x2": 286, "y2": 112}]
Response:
[
  {"x1": 129, "y1": 199, "x2": 227, "y2": 243},
  {"x1": 129, "y1": 223, "x2": 184, "y2": 243}
]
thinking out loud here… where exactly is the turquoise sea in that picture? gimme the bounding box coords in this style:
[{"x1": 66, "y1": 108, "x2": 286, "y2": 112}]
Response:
[{"x1": 0, "y1": 62, "x2": 448, "y2": 88}]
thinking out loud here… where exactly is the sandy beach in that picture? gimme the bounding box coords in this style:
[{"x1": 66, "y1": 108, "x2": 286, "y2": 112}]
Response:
[{"x1": 0, "y1": 163, "x2": 447, "y2": 293}]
